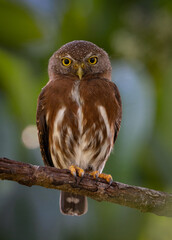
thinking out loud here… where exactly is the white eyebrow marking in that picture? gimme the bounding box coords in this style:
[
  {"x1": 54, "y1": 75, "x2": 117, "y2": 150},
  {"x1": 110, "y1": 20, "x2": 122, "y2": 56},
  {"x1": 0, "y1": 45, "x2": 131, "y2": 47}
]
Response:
[
  {"x1": 84, "y1": 52, "x2": 93, "y2": 60},
  {"x1": 60, "y1": 54, "x2": 74, "y2": 61}
]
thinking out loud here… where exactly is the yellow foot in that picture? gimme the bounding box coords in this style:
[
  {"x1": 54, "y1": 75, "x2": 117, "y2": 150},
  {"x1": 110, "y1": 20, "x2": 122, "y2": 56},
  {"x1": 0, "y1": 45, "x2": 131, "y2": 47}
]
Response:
[
  {"x1": 89, "y1": 171, "x2": 113, "y2": 184},
  {"x1": 98, "y1": 173, "x2": 113, "y2": 184},
  {"x1": 69, "y1": 165, "x2": 85, "y2": 178},
  {"x1": 89, "y1": 170, "x2": 99, "y2": 179}
]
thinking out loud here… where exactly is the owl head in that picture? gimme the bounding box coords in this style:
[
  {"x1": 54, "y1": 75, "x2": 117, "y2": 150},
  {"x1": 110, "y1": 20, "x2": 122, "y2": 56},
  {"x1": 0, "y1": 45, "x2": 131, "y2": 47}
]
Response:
[{"x1": 48, "y1": 40, "x2": 112, "y2": 81}]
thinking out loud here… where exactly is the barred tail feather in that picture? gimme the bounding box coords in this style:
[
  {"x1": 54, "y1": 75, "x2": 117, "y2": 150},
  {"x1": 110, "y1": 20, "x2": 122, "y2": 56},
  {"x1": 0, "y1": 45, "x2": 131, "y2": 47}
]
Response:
[{"x1": 60, "y1": 191, "x2": 88, "y2": 216}]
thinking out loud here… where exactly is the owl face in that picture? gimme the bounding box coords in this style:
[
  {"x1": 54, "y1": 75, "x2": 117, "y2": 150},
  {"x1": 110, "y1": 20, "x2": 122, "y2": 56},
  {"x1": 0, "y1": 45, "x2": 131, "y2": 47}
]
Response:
[{"x1": 48, "y1": 40, "x2": 112, "y2": 80}]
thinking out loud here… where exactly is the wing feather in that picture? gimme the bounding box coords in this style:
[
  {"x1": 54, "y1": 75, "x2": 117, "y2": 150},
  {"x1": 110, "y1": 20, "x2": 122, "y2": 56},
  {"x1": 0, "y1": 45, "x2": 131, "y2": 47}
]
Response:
[
  {"x1": 36, "y1": 89, "x2": 54, "y2": 167},
  {"x1": 112, "y1": 82, "x2": 122, "y2": 144}
]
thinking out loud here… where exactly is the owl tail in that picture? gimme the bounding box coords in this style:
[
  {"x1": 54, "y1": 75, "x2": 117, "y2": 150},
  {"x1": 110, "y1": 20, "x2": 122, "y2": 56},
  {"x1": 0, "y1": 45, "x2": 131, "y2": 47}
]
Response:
[{"x1": 60, "y1": 191, "x2": 88, "y2": 216}]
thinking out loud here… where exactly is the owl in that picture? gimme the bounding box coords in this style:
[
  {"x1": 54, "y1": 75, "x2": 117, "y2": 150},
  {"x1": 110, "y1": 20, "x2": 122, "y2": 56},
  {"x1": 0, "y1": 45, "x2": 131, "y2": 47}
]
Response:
[{"x1": 36, "y1": 40, "x2": 122, "y2": 216}]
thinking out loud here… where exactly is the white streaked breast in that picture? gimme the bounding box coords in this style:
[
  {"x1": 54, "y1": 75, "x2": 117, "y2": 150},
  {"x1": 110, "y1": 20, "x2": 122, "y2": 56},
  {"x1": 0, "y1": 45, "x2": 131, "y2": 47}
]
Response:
[
  {"x1": 51, "y1": 106, "x2": 66, "y2": 168},
  {"x1": 98, "y1": 105, "x2": 111, "y2": 139}
]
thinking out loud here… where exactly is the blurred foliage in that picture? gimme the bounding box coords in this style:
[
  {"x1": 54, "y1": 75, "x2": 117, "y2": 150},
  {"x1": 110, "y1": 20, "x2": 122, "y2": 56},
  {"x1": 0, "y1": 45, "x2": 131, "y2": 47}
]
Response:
[
  {"x1": 0, "y1": 0, "x2": 172, "y2": 240},
  {"x1": 0, "y1": 0, "x2": 42, "y2": 48}
]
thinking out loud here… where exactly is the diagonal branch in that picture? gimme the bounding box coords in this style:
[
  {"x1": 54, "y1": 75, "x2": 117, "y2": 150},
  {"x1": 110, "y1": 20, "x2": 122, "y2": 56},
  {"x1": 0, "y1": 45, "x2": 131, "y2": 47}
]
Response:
[{"x1": 0, "y1": 157, "x2": 172, "y2": 217}]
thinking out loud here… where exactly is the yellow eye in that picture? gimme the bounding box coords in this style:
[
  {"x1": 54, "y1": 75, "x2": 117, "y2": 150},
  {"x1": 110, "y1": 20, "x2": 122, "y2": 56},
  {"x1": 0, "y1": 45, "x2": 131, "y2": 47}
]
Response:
[
  {"x1": 88, "y1": 56, "x2": 98, "y2": 65},
  {"x1": 61, "y1": 57, "x2": 72, "y2": 67}
]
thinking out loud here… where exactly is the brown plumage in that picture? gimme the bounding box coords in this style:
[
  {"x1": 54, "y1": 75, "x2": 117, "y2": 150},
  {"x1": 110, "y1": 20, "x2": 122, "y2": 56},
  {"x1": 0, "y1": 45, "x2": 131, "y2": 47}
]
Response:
[{"x1": 36, "y1": 40, "x2": 122, "y2": 216}]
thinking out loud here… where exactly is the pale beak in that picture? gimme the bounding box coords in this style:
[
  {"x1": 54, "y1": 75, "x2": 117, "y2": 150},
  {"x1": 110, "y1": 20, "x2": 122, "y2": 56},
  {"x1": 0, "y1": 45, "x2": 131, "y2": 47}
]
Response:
[{"x1": 76, "y1": 65, "x2": 84, "y2": 80}]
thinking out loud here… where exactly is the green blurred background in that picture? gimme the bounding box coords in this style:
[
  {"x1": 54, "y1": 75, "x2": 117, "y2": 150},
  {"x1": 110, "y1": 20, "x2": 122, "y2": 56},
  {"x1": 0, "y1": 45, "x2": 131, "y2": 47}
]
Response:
[{"x1": 0, "y1": 0, "x2": 172, "y2": 239}]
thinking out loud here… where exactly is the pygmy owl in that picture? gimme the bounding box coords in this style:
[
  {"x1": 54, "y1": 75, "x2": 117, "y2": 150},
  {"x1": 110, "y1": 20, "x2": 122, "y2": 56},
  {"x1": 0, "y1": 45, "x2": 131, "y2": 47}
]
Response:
[{"x1": 36, "y1": 40, "x2": 122, "y2": 216}]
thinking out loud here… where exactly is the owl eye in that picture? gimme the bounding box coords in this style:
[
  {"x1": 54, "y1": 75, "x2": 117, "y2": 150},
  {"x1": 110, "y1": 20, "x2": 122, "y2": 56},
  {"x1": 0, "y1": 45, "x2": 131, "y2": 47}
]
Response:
[
  {"x1": 88, "y1": 56, "x2": 98, "y2": 65},
  {"x1": 61, "y1": 57, "x2": 72, "y2": 67}
]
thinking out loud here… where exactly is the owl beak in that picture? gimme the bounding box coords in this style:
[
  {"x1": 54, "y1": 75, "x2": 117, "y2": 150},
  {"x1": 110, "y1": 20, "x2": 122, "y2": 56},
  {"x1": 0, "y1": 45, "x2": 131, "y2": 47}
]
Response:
[{"x1": 76, "y1": 65, "x2": 84, "y2": 80}]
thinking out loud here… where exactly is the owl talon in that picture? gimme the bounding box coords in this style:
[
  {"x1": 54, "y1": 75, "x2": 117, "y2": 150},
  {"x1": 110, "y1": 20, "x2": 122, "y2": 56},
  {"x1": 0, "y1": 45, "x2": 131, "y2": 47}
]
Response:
[
  {"x1": 89, "y1": 171, "x2": 99, "y2": 179},
  {"x1": 89, "y1": 171, "x2": 112, "y2": 184},
  {"x1": 69, "y1": 165, "x2": 77, "y2": 177},
  {"x1": 98, "y1": 173, "x2": 113, "y2": 184},
  {"x1": 69, "y1": 165, "x2": 85, "y2": 178},
  {"x1": 76, "y1": 166, "x2": 85, "y2": 177}
]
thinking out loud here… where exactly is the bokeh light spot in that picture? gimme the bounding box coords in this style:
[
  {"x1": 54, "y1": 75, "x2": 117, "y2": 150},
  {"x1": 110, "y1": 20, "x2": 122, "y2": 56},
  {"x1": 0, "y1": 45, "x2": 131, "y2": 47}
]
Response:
[{"x1": 21, "y1": 125, "x2": 39, "y2": 149}]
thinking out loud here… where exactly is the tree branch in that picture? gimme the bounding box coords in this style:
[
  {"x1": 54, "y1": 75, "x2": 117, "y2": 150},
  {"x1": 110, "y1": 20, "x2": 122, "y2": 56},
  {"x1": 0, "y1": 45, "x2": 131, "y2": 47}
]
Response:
[{"x1": 0, "y1": 157, "x2": 172, "y2": 217}]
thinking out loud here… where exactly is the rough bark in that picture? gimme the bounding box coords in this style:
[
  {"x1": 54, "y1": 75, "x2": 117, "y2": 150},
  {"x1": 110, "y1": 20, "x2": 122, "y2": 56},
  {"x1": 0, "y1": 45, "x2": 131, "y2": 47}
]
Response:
[{"x1": 0, "y1": 157, "x2": 172, "y2": 217}]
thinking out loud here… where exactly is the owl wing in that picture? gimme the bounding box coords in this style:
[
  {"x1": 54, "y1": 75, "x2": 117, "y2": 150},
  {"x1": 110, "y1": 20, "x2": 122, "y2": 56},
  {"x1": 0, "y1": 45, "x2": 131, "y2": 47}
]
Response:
[
  {"x1": 36, "y1": 88, "x2": 54, "y2": 167},
  {"x1": 112, "y1": 82, "x2": 122, "y2": 144}
]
